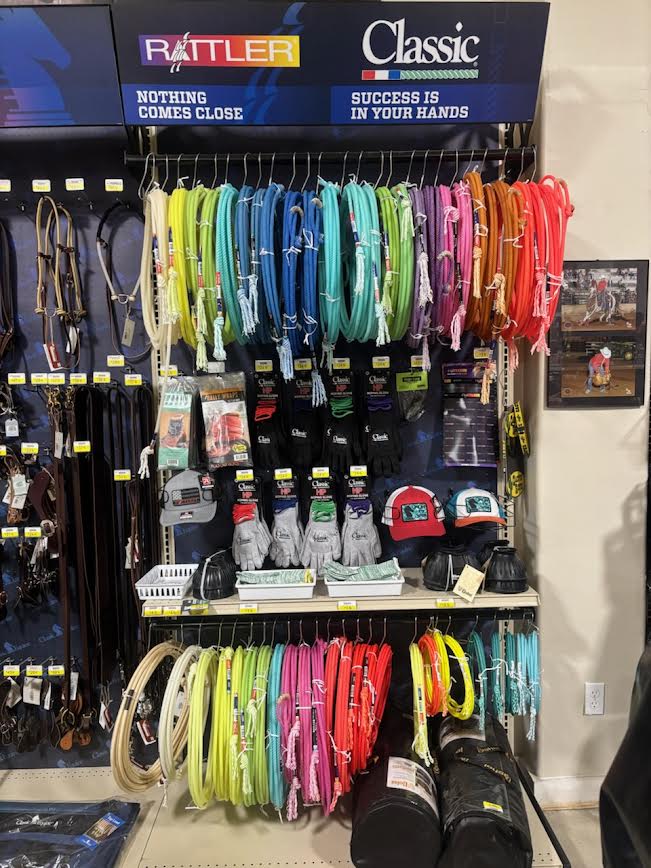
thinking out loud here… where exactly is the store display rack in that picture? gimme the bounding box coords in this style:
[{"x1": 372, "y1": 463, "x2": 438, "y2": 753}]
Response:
[{"x1": 0, "y1": 767, "x2": 566, "y2": 868}]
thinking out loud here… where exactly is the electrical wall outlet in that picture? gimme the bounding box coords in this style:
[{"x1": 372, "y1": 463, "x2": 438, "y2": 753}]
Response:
[{"x1": 584, "y1": 682, "x2": 605, "y2": 715}]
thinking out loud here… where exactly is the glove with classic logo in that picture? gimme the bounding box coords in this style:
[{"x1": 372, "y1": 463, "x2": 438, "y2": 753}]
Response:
[
  {"x1": 341, "y1": 500, "x2": 382, "y2": 567},
  {"x1": 232, "y1": 502, "x2": 272, "y2": 570},
  {"x1": 300, "y1": 499, "x2": 341, "y2": 576},
  {"x1": 323, "y1": 416, "x2": 363, "y2": 475},
  {"x1": 365, "y1": 410, "x2": 402, "y2": 477},
  {"x1": 254, "y1": 399, "x2": 283, "y2": 469},
  {"x1": 270, "y1": 501, "x2": 304, "y2": 568},
  {"x1": 289, "y1": 410, "x2": 319, "y2": 469}
]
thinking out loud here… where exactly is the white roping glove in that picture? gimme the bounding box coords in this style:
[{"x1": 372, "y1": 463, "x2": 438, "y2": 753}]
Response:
[
  {"x1": 341, "y1": 502, "x2": 382, "y2": 567},
  {"x1": 232, "y1": 503, "x2": 272, "y2": 571},
  {"x1": 270, "y1": 503, "x2": 304, "y2": 568},
  {"x1": 300, "y1": 505, "x2": 341, "y2": 577}
]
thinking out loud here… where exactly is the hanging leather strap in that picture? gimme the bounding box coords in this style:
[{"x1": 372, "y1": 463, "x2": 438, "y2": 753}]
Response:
[{"x1": 0, "y1": 219, "x2": 14, "y2": 360}]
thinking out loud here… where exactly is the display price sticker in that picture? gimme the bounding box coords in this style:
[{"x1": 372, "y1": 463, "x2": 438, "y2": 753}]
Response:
[
  {"x1": 30, "y1": 373, "x2": 48, "y2": 385},
  {"x1": 65, "y1": 178, "x2": 85, "y2": 192},
  {"x1": 162, "y1": 605, "x2": 182, "y2": 617},
  {"x1": 236, "y1": 469, "x2": 254, "y2": 482},
  {"x1": 69, "y1": 373, "x2": 88, "y2": 385},
  {"x1": 113, "y1": 469, "x2": 132, "y2": 482},
  {"x1": 349, "y1": 465, "x2": 367, "y2": 478},
  {"x1": 124, "y1": 374, "x2": 142, "y2": 387},
  {"x1": 73, "y1": 440, "x2": 91, "y2": 454},
  {"x1": 32, "y1": 179, "x2": 51, "y2": 193},
  {"x1": 312, "y1": 466, "x2": 330, "y2": 479},
  {"x1": 332, "y1": 357, "x2": 351, "y2": 370},
  {"x1": 410, "y1": 355, "x2": 425, "y2": 369},
  {"x1": 255, "y1": 359, "x2": 273, "y2": 373},
  {"x1": 159, "y1": 365, "x2": 178, "y2": 377},
  {"x1": 274, "y1": 468, "x2": 292, "y2": 481},
  {"x1": 24, "y1": 527, "x2": 42, "y2": 539},
  {"x1": 0, "y1": 180, "x2": 11, "y2": 193},
  {"x1": 47, "y1": 372, "x2": 65, "y2": 385},
  {"x1": 239, "y1": 603, "x2": 258, "y2": 615},
  {"x1": 20, "y1": 443, "x2": 39, "y2": 456},
  {"x1": 435, "y1": 599, "x2": 456, "y2": 609},
  {"x1": 453, "y1": 565, "x2": 485, "y2": 603},
  {"x1": 7, "y1": 373, "x2": 25, "y2": 385},
  {"x1": 337, "y1": 600, "x2": 357, "y2": 612},
  {"x1": 93, "y1": 371, "x2": 110, "y2": 384},
  {"x1": 105, "y1": 178, "x2": 124, "y2": 192},
  {"x1": 372, "y1": 356, "x2": 390, "y2": 369},
  {"x1": 107, "y1": 354, "x2": 125, "y2": 368},
  {"x1": 0, "y1": 446, "x2": 7, "y2": 457},
  {"x1": 1, "y1": 527, "x2": 19, "y2": 539},
  {"x1": 48, "y1": 665, "x2": 65, "y2": 678},
  {"x1": 26, "y1": 665, "x2": 43, "y2": 678},
  {"x1": 474, "y1": 347, "x2": 493, "y2": 361},
  {"x1": 143, "y1": 606, "x2": 163, "y2": 618},
  {"x1": 3, "y1": 665, "x2": 20, "y2": 678},
  {"x1": 294, "y1": 358, "x2": 312, "y2": 371}
]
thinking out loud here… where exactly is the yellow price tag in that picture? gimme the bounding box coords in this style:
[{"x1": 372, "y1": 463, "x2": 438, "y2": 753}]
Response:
[
  {"x1": 337, "y1": 600, "x2": 357, "y2": 612},
  {"x1": 349, "y1": 465, "x2": 368, "y2": 478},
  {"x1": 239, "y1": 604, "x2": 258, "y2": 615},
  {"x1": 332, "y1": 357, "x2": 351, "y2": 370},
  {"x1": 0, "y1": 180, "x2": 11, "y2": 193},
  {"x1": 410, "y1": 355, "x2": 425, "y2": 369},
  {"x1": 236, "y1": 469, "x2": 254, "y2": 481},
  {"x1": 274, "y1": 468, "x2": 292, "y2": 481},
  {"x1": 3, "y1": 665, "x2": 19, "y2": 677},
  {"x1": 30, "y1": 373, "x2": 48, "y2": 385},
  {"x1": 294, "y1": 358, "x2": 312, "y2": 371},
  {"x1": 372, "y1": 356, "x2": 390, "y2": 369},
  {"x1": 255, "y1": 359, "x2": 273, "y2": 373},
  {"x1": 26, "y1": 665, "x2": 43, "y2": 678},
  {"x1": 48, "y1": 665, "x2": 65, "y2": 677},
  {"x1": 124, "y1": 374, "x2": 142, "y2": 387},
  {"x1": 21, "y1": 443, "x2": 39, "y2": 456},
  {"x1": 1, "y1": 527, "x2": 19, "y2": 539},
  {"x1": 159, "y1": 365, "x2": 178, "y2": 377},
  {"x1": 312, "y1": 466, "x2": 330, "y2": 479},
  {"x1": 474, "y1": 347, "x2": 493, "y2": 360},
  {"x1": 0, "y1": 446, "x2": 6, "y2": 457},
  {"x1": 7, "y1": 373, "x2": 25, "y2": 385},
  {"x1": 107, "y1": 354, "x2": 125, "y2": 368},
  {"x1": 93, "y1": 372, "x2": 110, "y2": 384},
  {"x1": 113, "y1": 469, "x2": 132, "y2": 482},
  {"x1": 483, "y1": 801, "x2": 504, "y2": 813},
  {"x1": 163, "y1": 606, "x2": 182, "y2": 617},
  {"x1": 73, "y1": 440, "x2": 91, "y2": 454},
  {"x1": 47, "y1": 373, "x2": 65, "y2": 385},
  {"x1": 144, "y1": 607, "x2": 163, "y2": 617},
  {"x1": 436, "y1": 600, "x2": 456, "y2": 609},
  {"x1": 69, "y1": 373, "x2": 88, "y2": 385},
  {"x1": 104, "y1": 178, "x2": 124, "y2": 192},
  {"x1": 24, "y1": 527, "x2": 42, "y2": 539},
  {"x1": 32, "y1": 179, "x2": 51, "y2": 193},
  {"x1": 65, "y1": 178, "x2": 85, "y2": 192}
]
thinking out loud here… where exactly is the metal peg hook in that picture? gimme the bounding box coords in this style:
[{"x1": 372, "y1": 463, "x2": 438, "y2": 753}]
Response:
[
  {"x1": 405, "y1": 149, "x2": 416, "y2": 186},
  {"x1": 411, "y1": 616, "x2": 419, "y2": 645},
  {"x1": 210, "y1": 154, "x2": 218, "y2": 189},
  {"x1": 374, "y1": 152, "x2": 385, "y2": 189},
  {"x1": 340, "y1": 150, "x2": 349, "y2": 189},
  {"x1": 268, "y1": 152, "x2": 276, "y2": 186},
  {"x1": 317, "y1": 151, "x2": 323, "y2": 187},
  {"x1": 137, "y1": 152, "x2": 153, "y2": 201},
  {"x1": 480, "y1": 147, "x2": 489, "y2": 175},
  {"x1": 499, "y1": 148, "x2": 510, "y2": 182},
  {"x1": 463, "y1": 149, "x2": 475, "y2": 178},
  {"x1": 386, "y1": 150, "x2": 394, "y2": 188},
  {"x1": 162, "y1": 154, "x2": 170, "y2": 191},
  {"x1": 419, "y1": 148, "x2": 430, "y2": 189},
  {"x1": 243, "y1": 152, "x2": 249, "y2": 186},
  {"x1": 301, "y1": 152, "x2": 312, "y2": 193},
  {"x1": 450, "y1": 150, "x2": 460, "y2": 186},
  {"x1": 256, "y1": 153, "x2": 263, "y2": 189},
  {"x1": 192, "y1": 153, "x2": 199, "y2": 188},
  {"x1": 224, "y1": 153, "x2": 230, "y2": 186},
  {"x1": 289, "y1": 152, "x2": 297, "y2": 190},
  {"x1": 176, "y1": 153, "x2": 184, "y2": 188},
  {"x1": 355, "y1": 150, "x2": 364, "y2": 183}
]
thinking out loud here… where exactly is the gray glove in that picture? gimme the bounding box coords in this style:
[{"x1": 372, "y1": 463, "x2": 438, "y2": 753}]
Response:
[
  {"x1": 341, "y1": 503, "x2": 382, "y2": 567},
  {"x1": 300, "y1": 511, "x2": 341, "y2": 577},
  {"x1": 232, "y1": 504, "x2": 271, "y2": 571},
  {"x1": 270, "y1": 504, "x2": 304, "y2": 568}
]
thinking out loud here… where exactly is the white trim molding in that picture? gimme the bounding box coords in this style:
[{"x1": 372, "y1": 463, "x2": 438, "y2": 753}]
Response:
[{"x1": 532, "y1": 774, "x2": 603, "y2": 809}]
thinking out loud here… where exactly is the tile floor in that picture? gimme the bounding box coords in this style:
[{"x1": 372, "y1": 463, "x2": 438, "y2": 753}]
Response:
[{"x1": 546, "y1": 808, "x2": 602, "y2": 868}]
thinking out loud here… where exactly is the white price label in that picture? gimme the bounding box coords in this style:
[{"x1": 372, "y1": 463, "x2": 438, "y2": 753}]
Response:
[
  {"x1": 20, "y1": 443, "x2": 39, "y2": 456},
  {"x1": 255, "y1": 359, "x2": 273, "y2": 373},
  {"x1": 236, "y1": 469, "x2": 254, "y2": 481},
  {"x1": 47, "y1": 372, "x2": 65, "y2": 385},
  {"x1": 239, "y1": 604, "x2": 258, "y2": 615},
  {"x1": 0, "y1": 180, "x2": 11, "y2": 193},
  {"x1": 105, "y1": 178, "x2": 124, "y2": 192},
  {"x1": 65, "y1": 178, "x2": 85, "y2": 192},
  {"x1": 93, "y1": 372, "x2": 110, "y2": 384},
  {"x1": 124, "y1": 374, "x2": 142, "y2": 387},
  {"x1": 69, "y1": 373, "x2": 88, "y2": 385},
  {"x1": 30, "y1": 373, "x2": 48, "y2": 385},
  {"x1": 7, "y1": 373, "x2": 25, "y2": 385},
  {"x1": 337, "y1": 600, "x2": 357, "y2": 612},
  {"x1": 113, "y1": 469, "x2": 132, "y2": 482},
  {"x1": 107, "y1": 354, "x2": 125, "y2": 368},
  {"x1": 32, "y1": 179, "x2": 51, "y2": 193}
]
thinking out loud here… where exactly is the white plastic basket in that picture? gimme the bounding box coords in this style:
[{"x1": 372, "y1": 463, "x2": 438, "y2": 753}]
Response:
[
  {"x1": 135, "y1": 564, "x2": 195, "y2": 600},
  {"x1": 236, "y1": 570, "x2": 316, "y2": 601},
  {"x1": 324, "y1": 575, "x2": 405, "y2": 598}
]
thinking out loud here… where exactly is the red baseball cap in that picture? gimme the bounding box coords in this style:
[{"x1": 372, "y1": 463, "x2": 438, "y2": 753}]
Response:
[{"x1": 382, "y1": 486, "x2": 446, "y2": 541}]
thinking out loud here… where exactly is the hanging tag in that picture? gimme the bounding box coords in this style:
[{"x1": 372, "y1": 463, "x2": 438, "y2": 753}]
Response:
[
  {"x1": 43, "y1": 342, "x2": 62, "y2": 371},
  {"x1": 174, "y1": 690, "x2": 185, "y2": 720},
  {"x1": 23, "y1": 677, "x2": 43, "y2": 705},
  {"x1": 66, "y1": 326, "x2": 79, "y2": 355},
  {"x1": 121, "y1": 314, "x2": 135, "y2": 348},
  {"x1": 312, "y1": 467, "x2": 330, "y2": 479},
  {"x1": 236, "y1": 469, "x2": 254, "y2": 482},
  {"x1": 20, "y1": 443, "x2": 38, "y2": 457},
  {"x1": 1, "y1": 527, "x2": 19, "y2": 539},
  {"x1": 4, "y1": 417, "x2": 19, "y2": 438},
  {"x1": 26, "y1": 664, "x2": 43, "y2": 678},
  {"x1": 0, "y1": 446, "x2": 5, "y2": 458},
  {"x1": 114, "y1": 469, "x2": 132, "y2": 482},
  {"x1": 137, "y1": 719, "x2": 157, "y2": 745},
  {"x1": 6, "y1": 678, "x2": 21, "y2": 708},
  {"x1": 73, "y1": 440, "x2": 91, "y2": 454},
  {"x1": 3, "y1": 665, "x2": 19, "y2": 678},
  {"x1": 69, "y1": 670, "x2": 79, "y2": 701},
  {"x1": 453, "y1": 565, "x2": 485, "y2": 603},
  {"x1": 99, "y1": 701, "x2": 114, "y2": 731},
  {"x1": 124, "y1": 374, "x2": 142, "y2": 387},
  {"x1": 24, "y1": 527, "x2": 42, "y2": 539},
  {"x1": 107, "y1": 354, "x2": 125, "y2": 368},
  {"x1": 48, "y1": 664, "x2": 65, "y2": 678},
  {"x1": 12, "y1": 474, "x2": 27, "y2": 496},
  {"x1": 54, "y1": 430, "x2": 64, "y2": 459}
]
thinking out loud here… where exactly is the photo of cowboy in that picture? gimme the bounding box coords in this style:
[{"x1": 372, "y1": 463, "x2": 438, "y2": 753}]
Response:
[
  {"x1": 585, "y1": 346, "x2": 611, "y2": 393},
  {"x1": 558, "y1": 338, "x2": 636, "y2": 399},
  {"x1": 561, "y1": 266, "x2": 638, "y2": 331}
]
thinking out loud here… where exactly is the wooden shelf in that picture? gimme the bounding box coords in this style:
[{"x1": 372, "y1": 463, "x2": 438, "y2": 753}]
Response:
[{"x1": 142, "y1": 572, "x2": 539, "y2": 619}]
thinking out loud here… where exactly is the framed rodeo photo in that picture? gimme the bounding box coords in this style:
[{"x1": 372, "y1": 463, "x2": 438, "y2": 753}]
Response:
[{"x1": 547, "y1": 260, "x2": 648, "y2": 408}]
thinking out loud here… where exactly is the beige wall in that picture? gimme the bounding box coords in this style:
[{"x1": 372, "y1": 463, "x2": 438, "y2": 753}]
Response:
[{"x1": 520, "y1": 0, "x2": 651, "y2": 786}]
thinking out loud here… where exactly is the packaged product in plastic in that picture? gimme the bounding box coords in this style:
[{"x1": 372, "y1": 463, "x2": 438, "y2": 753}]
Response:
[{"x1": 196, "y1": 373, "x2": 252, "y2": 469}]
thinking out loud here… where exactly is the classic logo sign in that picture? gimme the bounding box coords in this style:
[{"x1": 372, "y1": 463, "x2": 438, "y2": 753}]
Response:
[{"x1": 139, "y1": 33, "x2": 300, "y2": 71}]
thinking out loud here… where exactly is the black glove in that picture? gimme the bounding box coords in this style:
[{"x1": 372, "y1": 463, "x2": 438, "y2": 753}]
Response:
[
  {"x1": 365, "y1": 410, "x2": 402, "y2": 477},
  {"x1": 289, "y1": 410, "x2": 319, "y2": 469},
  {"x1": 323, "y1": 415, "x2": 362, "y2": 474},
  {"x1": 254, "y1": 402, "x2": 283, "y2": 468}
]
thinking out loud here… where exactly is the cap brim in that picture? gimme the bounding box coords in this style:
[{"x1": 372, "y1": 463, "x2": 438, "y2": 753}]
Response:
[{"x1": 455, "y1": 515, "x2": 506, "y2": 527}]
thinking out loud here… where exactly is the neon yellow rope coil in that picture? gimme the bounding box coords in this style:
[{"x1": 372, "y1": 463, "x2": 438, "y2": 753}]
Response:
[
  {"x1": 187, "y1": 647, "x2": 219, "y2": 809},
  {"x1": 443, "y1": 634, "x2": 475, "y2": 721}
]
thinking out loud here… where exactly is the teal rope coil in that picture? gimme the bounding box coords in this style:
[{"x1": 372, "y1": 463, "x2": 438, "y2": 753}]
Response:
[{"x1": 467, "y1": 630, "x2": 487, "y2": 730}]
